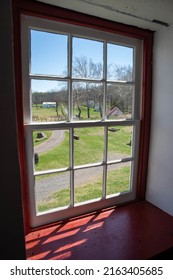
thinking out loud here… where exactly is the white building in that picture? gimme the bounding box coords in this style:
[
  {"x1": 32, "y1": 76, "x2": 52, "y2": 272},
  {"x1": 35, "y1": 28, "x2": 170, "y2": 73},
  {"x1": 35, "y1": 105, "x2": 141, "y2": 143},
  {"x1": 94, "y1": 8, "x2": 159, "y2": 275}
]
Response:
[{"x1": 42, "y1": 102, "x2": 56, "y2": 108}]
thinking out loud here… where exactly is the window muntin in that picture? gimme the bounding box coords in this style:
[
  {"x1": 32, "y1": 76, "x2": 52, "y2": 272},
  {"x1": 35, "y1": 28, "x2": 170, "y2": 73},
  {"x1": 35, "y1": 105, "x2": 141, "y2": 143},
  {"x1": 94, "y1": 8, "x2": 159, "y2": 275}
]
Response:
[{"x1": 22, "y1": 16, "x2": 142, "y2": 227}]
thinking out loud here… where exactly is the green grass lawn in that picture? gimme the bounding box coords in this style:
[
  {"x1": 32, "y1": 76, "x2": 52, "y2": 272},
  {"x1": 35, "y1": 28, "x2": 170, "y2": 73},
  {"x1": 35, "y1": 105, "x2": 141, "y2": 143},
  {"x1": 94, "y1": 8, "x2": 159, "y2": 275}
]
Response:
[
  {"x1": 35, "y1": 126, "x2": 132, "y2": 171},
  {"x1": 32, "y1": 103, "x2": 128, "y2": 122},
  {"x1": 73, "y1": 105, "x2": 102, "y2": 120},
  {"x1": 33, "y1": 130, "x2": 52, "y2": 146},
  {"x1": 35, "y1": 130, "x2": 70, "y2": 170},
  {"x1": 33, "y1": 108, "x2": 132, "y2": 212},
  {"x1": 32, "y1": 104, "x2": 102, "y2": 121},
  {"x1": 32, "y1": 104, "x2": 67, "y2": 121},
  {"x1": 37, "y1": 165, "x2": 130, "y2": 212}
]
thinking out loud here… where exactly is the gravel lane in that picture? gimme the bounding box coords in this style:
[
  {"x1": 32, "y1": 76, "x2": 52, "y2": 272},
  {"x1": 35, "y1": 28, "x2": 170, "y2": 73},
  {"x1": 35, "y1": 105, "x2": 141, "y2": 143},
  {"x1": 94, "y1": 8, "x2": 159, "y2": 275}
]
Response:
[
  {"x1": 35, "y1": 158, "x2": 129, "y2": 202},
  {"x1": 34, "y1": 130, "x2": 64, "y2": 154},
  {"x1": 35, "y1": 167, "x2": 102, "y2": 202}
]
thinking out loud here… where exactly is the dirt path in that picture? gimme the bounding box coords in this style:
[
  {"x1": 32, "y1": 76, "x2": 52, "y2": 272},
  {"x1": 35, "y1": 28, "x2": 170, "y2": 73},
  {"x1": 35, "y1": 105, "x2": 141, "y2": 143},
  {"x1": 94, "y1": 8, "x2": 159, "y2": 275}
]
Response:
[
  {"x1": 34, "y1": 130, "x2": 64, "y2": 154},
  {"x1": 35, "y1": 159, "x2": 129, "y2": 202}
]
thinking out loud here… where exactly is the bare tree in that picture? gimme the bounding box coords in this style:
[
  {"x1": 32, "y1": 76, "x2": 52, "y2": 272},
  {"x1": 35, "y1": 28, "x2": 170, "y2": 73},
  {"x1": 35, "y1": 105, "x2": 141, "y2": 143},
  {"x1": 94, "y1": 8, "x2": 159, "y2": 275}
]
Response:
[
  {"x1": 108, "y1": 64, "x2": 133, "y2": 81},
  {"x1": 73, "y1": 56, "x2": 103, "y2": 119},
  {"x1": 73, "y1": 56, "x2": 102, "y2": 79},
  {"x1": 107, "y1": 64, "x2": 133, "y2": 116}
]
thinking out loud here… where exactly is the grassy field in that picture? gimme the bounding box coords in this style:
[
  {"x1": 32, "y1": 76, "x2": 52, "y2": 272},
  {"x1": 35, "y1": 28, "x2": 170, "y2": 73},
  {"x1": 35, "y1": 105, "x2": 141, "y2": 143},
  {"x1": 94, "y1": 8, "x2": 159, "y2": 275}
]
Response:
[
  {"x1": 32, "y1": 104, "x2": 67, "y2": 121},
  {"x1": 33, "y1": 130, "x2": 52, "y2": 146},
  {"x1": 35, "y1": 126, "x2": 132, "y2": 171},
  {"x1": 32, "y1": 105, "x2": 132, "y2": 212},
  {"x1": 37, "y1": 165, "x2": 130, "y2": 212},
  {"x1": 32, "y1": 104, "x2": 102, "y2": 121},
  {"x1": 32, "y1": 104, "x2": 126, "y2": 121}
]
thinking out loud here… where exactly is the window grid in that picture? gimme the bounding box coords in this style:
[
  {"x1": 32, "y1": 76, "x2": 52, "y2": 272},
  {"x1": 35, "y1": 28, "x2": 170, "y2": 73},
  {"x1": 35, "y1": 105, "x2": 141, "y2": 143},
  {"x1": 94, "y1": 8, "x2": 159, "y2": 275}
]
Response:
[
  {"x1": 22, "y1": 16, "x2": 142, "y2": 226},
  {"x1": 29, "y1": 33, "x2": 136, "y2": 180}
]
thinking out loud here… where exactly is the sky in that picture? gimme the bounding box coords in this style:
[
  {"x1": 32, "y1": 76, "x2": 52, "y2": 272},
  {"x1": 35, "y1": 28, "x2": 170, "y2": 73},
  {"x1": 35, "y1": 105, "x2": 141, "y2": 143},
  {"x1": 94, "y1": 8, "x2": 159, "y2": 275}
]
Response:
[{"x1": 31, "y1": 29, "x2": 133, "y2": 92}]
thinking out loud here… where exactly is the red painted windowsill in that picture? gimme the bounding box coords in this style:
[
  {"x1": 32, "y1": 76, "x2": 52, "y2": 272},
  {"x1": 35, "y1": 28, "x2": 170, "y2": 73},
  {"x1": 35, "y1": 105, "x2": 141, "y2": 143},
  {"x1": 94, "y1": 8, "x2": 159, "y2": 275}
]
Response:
[{"x1": 25, "y1": 201, "x2": 173, "y2": 260}]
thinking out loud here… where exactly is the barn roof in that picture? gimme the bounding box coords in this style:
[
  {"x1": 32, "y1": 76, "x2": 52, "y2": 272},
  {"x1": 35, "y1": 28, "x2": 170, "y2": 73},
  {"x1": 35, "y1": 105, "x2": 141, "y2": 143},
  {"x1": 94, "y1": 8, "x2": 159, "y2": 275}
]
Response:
[{"x1": 107, "y1": 106, "x2": 125, "y2": 117}]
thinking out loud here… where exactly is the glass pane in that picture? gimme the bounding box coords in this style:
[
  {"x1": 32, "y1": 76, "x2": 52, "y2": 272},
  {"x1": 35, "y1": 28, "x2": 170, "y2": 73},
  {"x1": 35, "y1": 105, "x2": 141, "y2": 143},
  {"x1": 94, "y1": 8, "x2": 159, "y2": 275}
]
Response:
[
  {"x1": 33, "y1": 129, "x2": 69, "y2": 171},
  {"x1": 31, "y1": 30, "x2": 68, "y2": 76},
  {"x1": 73, "y1": 82, "x2": 103, "y2": 121},
  {"x1": 31, "y1": 80, "x2": 68, "y2": 122},
  {"x1": 72, "y1": 37, "x2": 103, "y2": 79},
  {"x1": 74, "y1": 166, "x2": 103, "y2": 204},
  {"x1": 107, "y1": 126, "x2": 133, "y2": 161},
  {"x1": 107, "y1": 84, "x2": 134, "y2": 120},
  {"x1": 106, "y1": 162, "x2": 131, "y2": 197},
  {"x1": 35, "y1": 172, "x2": 70, "y2": 213},
  {"x1": 74, "y1": 127, "x2": 104, "y2": 166},
  {"x1": 107, "y1": 43, "x2": 133, "y2": 81}
]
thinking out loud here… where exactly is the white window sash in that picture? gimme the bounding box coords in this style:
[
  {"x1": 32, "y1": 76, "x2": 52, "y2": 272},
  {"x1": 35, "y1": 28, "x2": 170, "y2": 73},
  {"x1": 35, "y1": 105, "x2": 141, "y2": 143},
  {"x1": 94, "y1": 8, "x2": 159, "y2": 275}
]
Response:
[{"x1": 21, "y1": 15, "x2": 142, "y2": 228}]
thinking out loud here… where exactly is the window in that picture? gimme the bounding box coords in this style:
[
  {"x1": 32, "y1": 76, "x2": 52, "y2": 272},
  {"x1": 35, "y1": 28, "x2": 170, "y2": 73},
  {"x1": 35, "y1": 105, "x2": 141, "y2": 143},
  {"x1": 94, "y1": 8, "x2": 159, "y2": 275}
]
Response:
[{"x1": 21, "y1": 15, "x2": 142, "y2": 228}]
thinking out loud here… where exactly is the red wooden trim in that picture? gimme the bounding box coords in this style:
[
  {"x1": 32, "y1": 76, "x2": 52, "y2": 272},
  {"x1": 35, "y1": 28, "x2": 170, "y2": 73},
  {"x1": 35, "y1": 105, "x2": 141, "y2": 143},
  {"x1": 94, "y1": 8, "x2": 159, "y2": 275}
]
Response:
[{"x1": 12, "y1": 0, "x2": 153, "y2": 231}]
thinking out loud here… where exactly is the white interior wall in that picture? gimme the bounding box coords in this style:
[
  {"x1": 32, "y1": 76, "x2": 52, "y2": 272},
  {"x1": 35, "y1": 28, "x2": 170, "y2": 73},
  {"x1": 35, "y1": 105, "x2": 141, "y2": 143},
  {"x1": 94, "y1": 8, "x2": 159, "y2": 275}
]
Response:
[{"x1": 146, "y1": 23, "x2": 173, "y2": 216}]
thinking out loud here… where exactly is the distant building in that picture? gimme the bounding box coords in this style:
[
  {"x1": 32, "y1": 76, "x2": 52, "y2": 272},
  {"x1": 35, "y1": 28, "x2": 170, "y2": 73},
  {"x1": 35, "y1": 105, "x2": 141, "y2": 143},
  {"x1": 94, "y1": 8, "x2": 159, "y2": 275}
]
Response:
[
  {"x1": 42, "y1": 102, "x2": 56, "y2": 108},
  {"x1": 88, "y1": 100, "x2": 95, "y2": 108},
  {"x1": 107, "y1": 106, "x2": 125, "y2": 118},
  {"x1": 94, "y1": 103, "x2": 100, "y2": 112}
]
